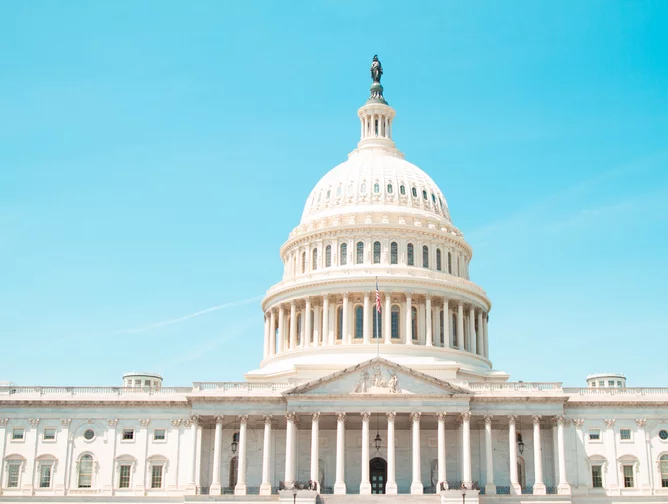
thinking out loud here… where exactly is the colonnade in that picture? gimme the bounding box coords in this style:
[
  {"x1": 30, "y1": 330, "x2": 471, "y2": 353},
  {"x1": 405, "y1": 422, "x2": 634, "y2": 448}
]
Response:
[
  {"x1": 203, "y1": 413, "x2": 571, "y2": 496},
  {"x1": 263, "y1": 294, "x2": 489, "y2": 360}
]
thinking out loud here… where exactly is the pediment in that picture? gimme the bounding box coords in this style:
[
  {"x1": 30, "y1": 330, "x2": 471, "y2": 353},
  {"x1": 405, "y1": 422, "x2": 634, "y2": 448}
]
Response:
[{"x1": 285, "y1": 357, "x2": 469, "y2": 397}]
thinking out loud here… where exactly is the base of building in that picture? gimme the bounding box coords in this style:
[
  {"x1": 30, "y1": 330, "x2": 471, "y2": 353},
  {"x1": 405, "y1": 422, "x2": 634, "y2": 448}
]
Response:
[
  {"x1": 410, "y1": 481, "x2": 424, "y2": 494},
  {"x1": 334, "y1": 481, "x2": 347, "y2": 494}
]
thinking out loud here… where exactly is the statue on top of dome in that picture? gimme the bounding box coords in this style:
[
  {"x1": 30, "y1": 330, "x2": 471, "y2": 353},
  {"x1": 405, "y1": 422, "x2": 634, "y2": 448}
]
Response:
[{"x1": 370, "y1": 55, "x2": 383, "y2": 83}]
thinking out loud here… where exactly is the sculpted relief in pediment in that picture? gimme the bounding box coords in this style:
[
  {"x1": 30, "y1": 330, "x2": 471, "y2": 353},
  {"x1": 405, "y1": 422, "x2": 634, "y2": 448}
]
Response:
[{"x1": 352, "y1": 366, "x2": 401, "y2": 394}]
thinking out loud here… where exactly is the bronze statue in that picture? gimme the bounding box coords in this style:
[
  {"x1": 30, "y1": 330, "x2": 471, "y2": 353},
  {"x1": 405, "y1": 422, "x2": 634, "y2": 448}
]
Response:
[{"x1": 370, "y1": 55, "x2": 383, "y2": 83}]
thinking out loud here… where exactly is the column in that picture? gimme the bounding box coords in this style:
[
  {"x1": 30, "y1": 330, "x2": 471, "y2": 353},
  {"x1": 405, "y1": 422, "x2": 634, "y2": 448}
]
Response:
[
  {"x1": 434, "y1": 301, "x2": 441, "y2": 347},
  {"x1": 235, "y1": 415, "x2": 248, "y2": 495},
  {"x1": 263, "y1": 314, "x2": 270, "y2": 359},
  {"x1": 322, "y1": 295, "x2": 330, "y2": 347},
  {"x1": 260, "y1": 416, "x2": 272, "y2": 495},
  {"x1": 304, "y1": 297, "x2": 312, "y2": 348},
  {"x1": 210, "y1": 415, "x2": 224, "y2": 494},
  {"x1": 187, "y1": 415, "x2": 199, "y2": 493},
  {"x1": 637, "y1": 419, "x2": 652, "y2": 492},
  {"x1": 334, "y1": 413, "x2": 346, "y2": 494},
  {"x1": 289, "y1": 301, "x2": 297, "y2": 349},
  {"x1": 269, "y1": 310, "x2": 276, "y2": 356},
  {"x1": 462, "y1": 412, "x2": 472, "y2": 488},
  {"x1": 284, "y1": 413, "x2": 296, "y2": 486},
  {"x1": 386, "y1": 412, "x2": 397, "y2": 494},
  {"x1": 602, "y1": 418, "x2": 618, "y2": 492},
  {"x1": 484, "y1": 415, "x2": 496, "y2": 495},
  {"x1": 278, "y1": 306, "x2": 285, "y2": 353},
  {"x1": 437, "y1": 413, "x2": 447, "y2": 490},
  {"x1": 457, "y1": 303, "x2": 464, "y2": 350},
  {"x1": 425, "y1": 296, "x2": 433, "y2": 346},
  {"x1": 418, "y1": 302, "x2": 425, "y2": 344},
  {"x1": 310, "y1": 413, "x2": 320, "y2": 491},
  {"x1": 483, "y1": 313, "x2": 489, "y2": 357},
  {"x1": 446, "y1": 300, "x2": 453, "y2": 348},
  {"x1": 405, "y1": 294, "x2": 413, "y2": 344},
  {"x1": 410, "y1": 412, "x2": 423, "y2": 494},
  {"x1": 557, "y1": 416, "x2": 571, "y2": 494},
  {"x1": 508, "y1": 415, "x2": 520, "y2": 495},
  {"x1": 360, "y1": 412, "x2": 371, "y2": 494},
  {"x1": 384, "y1": 294, "x2": 392, "y2": 344},
  {"x1": 313, "y1": 304, "x2": 321, "y2": 347},
  {"x1": 476, "y1": 310, "x2": 483, "y2": 356},
  {"x1": 533, "y1": 416, "x2": 546, "y2": 494},
  {"x1": 469, "y1": 307, "x2": 476, "y2": 354},
  {"x1": 342, "y1": 293, "x2": 350, "y2": 344},
  {"x1": 572, "y1": 419, "x2": 589, "y2": 492},
  {"x1": 363, "y1": 292, "x2": 371, "y2": 344}
]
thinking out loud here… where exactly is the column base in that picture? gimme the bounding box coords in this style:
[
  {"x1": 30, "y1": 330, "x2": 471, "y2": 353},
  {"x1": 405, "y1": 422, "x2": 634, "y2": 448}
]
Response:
[
  {"x1": 510, "y1": 483, "x2": 522, "y2": 495},
  {"x1": 209, "y1": 484, "x2": 221, "y2": 495},
  {"x1": 411, "y1": 481, "x2": 424, "y2": 494},
  {"x1": 259, "y1": 483, "x2": 272, "y2": 496},
  {"x1": 185, "y1": 484, "x2": 197, "y2": 496},
  {"x1": 333, "y1": 482, "x2": 346, "y2": 495},
  {"x1": 385, "y1": 481, "x2": 398, "y2": 495},
  {"x1": 558, "y1": 483, "x2": 572, "y2": 495},
  {"x1": 234, "y1": 484, "x2": 247, "y2": 495},
  {"x1": 360, "y1": 482, "x2": 371, "y2": 494},
  {"x1": 533, "y1": 482, "x2": 546, "y2": 495},
  {"x1": 484, "y1": 483, "x2": 496, "y2": 495}
]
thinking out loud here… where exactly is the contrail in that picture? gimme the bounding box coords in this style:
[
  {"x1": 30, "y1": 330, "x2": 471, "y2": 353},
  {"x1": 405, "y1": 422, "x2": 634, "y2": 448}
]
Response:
[{"x1": 113, "y1": 295, "x2": 264, "y2": 335}]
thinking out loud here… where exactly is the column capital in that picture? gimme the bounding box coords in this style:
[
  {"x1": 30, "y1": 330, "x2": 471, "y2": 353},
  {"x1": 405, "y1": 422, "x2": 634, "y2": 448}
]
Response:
[
  {"x1": 437, "y1": 412, "x2": 447, "y2": 421},
  {"x1": 386, "y1": 412, "x2": 396, "y2": 421},
  {"x1": 286, "y1": 412, "x2": 297, "y2": 423},
  {"x1": 60, "y1": 418, "x2": 72, "y2": 427},
  {"x1": 636, "y1": 418, "x2": 647, "y2": 428},
  {"x1": 557, "y1": 415, "x2": 568, "y2": 426},
  {"x1": 139, "y1": 418, "x2": 150, "y2": 427},
  {"x1": 238, "y1": 415, "x2": 248, "y2": 425},
  {"x1": 343, "y1": 292, "x2": 349, "y2": 300},
  {"x1": 484, "y1": 415, "x2": 493, "y2": 425},
  {"x1": 29, "y1": 418, "x2": 40, "y2": 427},
  {"x1": 305, "y1": 296, "x2": 311, "y2": 304},
  {"x1": 361, "y1": 412, "x2": 371, "y2": 421},
  {"x1": 189, "y1": 414, "x2": 201, "y2": 426},
  {"x1": 171, "y1": 419, "x2": 182, "y2": 428},
  {"x1": 323, "y1": 294, "x2": 329, "y2": 301},
  {"x1": 337, "y1": 412, "x2": 347, "y2": 423},
  {"x1": 410, "y1": 412, "x2": 421, "y2": 423},
  {"x1": 508, "y1": 415, "x2": 518, "y2": 425},
  {"x1": 460, "y1": 411, "x2": 472, "y2": 422},
  {"x1": 214, "y1": 415, "x2": 225, "y2": 424},
  {"x1": 108, "y1": 418, "x2": 118, "y2": 428},
  {"x1": 263, "y1": 415, "x2": 273, "y2": 424},
  {"x1": 572, "y1": 418, "x2": 585, "y2": 429},
  {"x1": 425, "y1": 294, "x2": 432, "y2": 301},
  {"x1": 532, "y1": 415, "x2": 542, "y2": 424},
  {"x1": 364, "y1": 292, "x2": 370, "y2": 299},
  {"x1": 312, "y1": 412, "x2": 321, "y2": 422}
]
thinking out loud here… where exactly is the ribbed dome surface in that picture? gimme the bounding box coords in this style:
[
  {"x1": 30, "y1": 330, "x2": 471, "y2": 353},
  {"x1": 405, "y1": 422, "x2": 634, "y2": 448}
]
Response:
[{"x1": 300, "y1": 150, "x2": 451, "y2": 225}]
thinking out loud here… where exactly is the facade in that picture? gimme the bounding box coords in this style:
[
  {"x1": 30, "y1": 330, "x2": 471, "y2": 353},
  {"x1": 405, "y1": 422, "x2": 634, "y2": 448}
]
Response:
[{"x1": 2, "y1": 60, "x2": 667, "y2": 504}]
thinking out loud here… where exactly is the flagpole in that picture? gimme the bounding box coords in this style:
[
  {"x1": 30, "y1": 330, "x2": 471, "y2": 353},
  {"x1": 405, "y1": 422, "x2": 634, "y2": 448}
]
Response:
[{"x1": 375, "y1": 276, "x2": 380, "y2": 358}]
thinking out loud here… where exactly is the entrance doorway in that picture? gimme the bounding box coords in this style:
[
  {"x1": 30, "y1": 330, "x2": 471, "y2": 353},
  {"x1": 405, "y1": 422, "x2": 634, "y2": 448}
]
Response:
[{"x1": 370, "y1": 457, "x2": 387, "y2": 494}]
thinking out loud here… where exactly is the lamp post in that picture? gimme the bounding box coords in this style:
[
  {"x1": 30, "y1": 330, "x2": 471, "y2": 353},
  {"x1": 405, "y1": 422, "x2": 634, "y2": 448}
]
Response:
[
  {"x1": 292, "y1": 486, "x2": 298, "y2": 504},
  {"x1": 460, "y1": 481, "x2": 467, "y2": 504}
]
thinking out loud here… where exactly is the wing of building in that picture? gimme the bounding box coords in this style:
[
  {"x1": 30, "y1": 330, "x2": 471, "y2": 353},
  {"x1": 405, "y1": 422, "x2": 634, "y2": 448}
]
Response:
[{"x1": 1, "y1": 58, "x2": 666, "y2": 504}]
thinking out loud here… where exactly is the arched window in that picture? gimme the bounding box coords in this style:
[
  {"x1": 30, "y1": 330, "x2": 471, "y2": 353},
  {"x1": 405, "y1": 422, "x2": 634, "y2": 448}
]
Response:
[
  {"x1": 422, "y1": 189, "x2": 428, "y2": 200},
  {"x1": 387, "y1": 183, "x2": 393, "y2": 194},
  {"x1": 312, "y1": 248, "x2": 318, "y2": 270},
  {"x1": 340, "y1": 243, "x2": 347, "y2": 266},
  {"x1": 439, "y1": 310, "x2": 444, "y2": 344},
  {"x1": 447, "y1": 251, "x2": 452, "y2": 274},
  {"x1": 373, "y1": 241, "x2": 381, "y2": 264},
  {"x1": 390, "y1": 242, "x2": 398, "y2": 264},
  {"x1": 373, "y1": 308, "x2": 382, "y2": 338},
  {"x1": 78, "y1": 454, "x2": 94, "y2": 488},
  {"x1": 411, "y1": 307, "x2": 418, "y2": 340},
  {"x1": 400, "y1": 185, "x2": 406, "y2": 196},
  {"x1": 452, "y1": 313, "x2": 458, "y2": 347},
  {"x1": 336, "y1": 307, "x2": 343, "y2": 340},
  {"x1": 436, "y1": 249, "x2": 442, "y2": 271},
  {"x1": 411, "y1": 187, "x2": 418, "y2": 198},
  {"x1": 356, "y1": 241, "x2": 364, "y2": 264},
  {"x1": 325, "y1": 245, "x2": 332, "y2": 267},
  {"x1": 660, "y1": 455, "x2": 668, "y2": 487},
  {"x1": 301, "y1": 252, "x2": 306, "y2": 274},
  {"x1": 423, "y1": 245, "x2": 429, "y2": 268},
  {"x1": 391, "y1": 305, "x2": 400, "y2": 339},
  {"x1": 407, "y1": 243, "x2": 414, "y2": 266},
  {"x1": 229, "y1": 456, "x2": 238, "y2": 488},
  {"x1": 297, "y1": 314, "x2": 302, "y2": 345},
  {"x1": 5, "y1": 455, "x2": 25, "y2": 489},
  {"x1": 373, "y1": 183, "x2": 380, "y2": 194},
  {"x1": 354, "y1": 306, "x2": 364, "y2": 339}
]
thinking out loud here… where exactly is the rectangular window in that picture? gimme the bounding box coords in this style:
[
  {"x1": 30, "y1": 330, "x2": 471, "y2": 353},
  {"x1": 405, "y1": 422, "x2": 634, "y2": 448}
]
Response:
[
  {"x1": 144, "y1": 379, "x2": 151, "y2": 386},
  {"x1": 617, "y1": 381, "x2": 623, "y2": 387},
  {"x1": 620, "y1": 428, "x2": 631, "y2": 440},
  {"x1": 591, "y1": 465, "x2": 603, "y2": 488},
  {"x1": 119, "y1": 464, "x2": 131, "y2": 488},
  {"x1": 599, "y1": 380, "x2": 604, "y2": 386},
  {"x1": 154, "y1": 429, "x2": 166, "y2": 441},
  {"x1": 43, "y1": 428, "x2": 56, "y2": 440},
  {"x1": 151, "y1": 465, "x2": 163, "y2": 489},
  {"x1": 122, "y1": 429, "x2": 134, "y2": 441},
  {"x1": 608, "y1": 380, "x2": 615, "y2": 386},
  {"x1": 39, "y1": 464, "x2": 52, "y2": 488},
  {"x1": 589, "y1": 429, "x2": 601, "y2": 441},
  {"x1": 623, "y1": 465, "x2": 634, "y2": 488},
  {"x1": 7, "y1": 463, "x2": 20, "y2": 488},
  {"x1": 12, "y1": 428, "x2": 24, "y2": 440}
]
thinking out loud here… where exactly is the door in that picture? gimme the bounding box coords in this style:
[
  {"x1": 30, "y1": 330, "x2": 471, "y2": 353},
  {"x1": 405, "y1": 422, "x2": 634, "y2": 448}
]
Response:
[{"x1": 370, "y1": 457, "x2": 387, "y2": 494}]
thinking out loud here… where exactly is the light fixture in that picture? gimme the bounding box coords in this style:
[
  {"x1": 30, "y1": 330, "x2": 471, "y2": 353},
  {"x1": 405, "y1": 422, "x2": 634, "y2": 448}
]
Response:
[
  {"x1": 373, "y1": 413, "x2": 382, "y2": 451},
  {"x1": 460, "y1": 481, "x2": 467, "y2": 504},
  {"x1": 292, "y1": 485, "x2": 298, "y2": 504},
  {"x1": 516, "y1": 417, "x2": 525, "y2": 455},
  {"x1": 231, "y1": 418, "x2": 238, "y2": 454}
]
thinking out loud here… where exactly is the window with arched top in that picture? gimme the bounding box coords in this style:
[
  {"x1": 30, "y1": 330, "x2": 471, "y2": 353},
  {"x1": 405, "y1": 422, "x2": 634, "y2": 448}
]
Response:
[
  {"x1": 411, "y1": 187, "x2": 418, "y2": 198},
  {"x1": 5, "y1": 455, "x2": 26, "y2": 489},
  {"x1": 229, "y1": 456, "x2": 238, "y2": 488},
  {"x1": 407, "y1": 244, "x2": 414, "y2": 266},
  {"x1": 452, "y1": 313, "x2": 458, "y2": 347},
  {"x1": 439, "y1": 310, "x2": 444, "y2": 344},
  {"x1": 373, "y1": 182, "x2": 380, "y2": 194},
  {"x1": 436, "y1": 249, "x2": 442, "y2": 271},
  {"x1": 411, "y1": 307, "x2": 418, "y2": 340},
  {"x1": 422, "y1": 190, "x2": 428, "y2": 200},
  {"x1": 354, "y1": 306, "x2": 363, "y2": 339},
  {"x1": 312, "y1": 248, "x2": 318, "y2": 270},
  {"x1": 447, "y1": 252, "x2": 452, "y2": 274},
  {"x1": 340, "y1": 243, "x2": 347, "y2": 266},
  {"x1": 78, "y1": 454, "x2": 94, "y2": 488},
  {"x1": 37, "y1": 455, "x2": 57, "y2": 489},
  {"x1": 387, "y1": 183, "x2": 393, "y2": 194},
  {"x1": 400, "y1": 185, "x2": 406, "y2": 196},
  {"x1": 423, "y1": 245, "x2": 429, "y2": 268},
  {"x1": 325, "y1": 245, "x2": 332, "y2": 267},
  {"x1": 336, "y1": 307, "x2": 343, "y2": 341},
  {"x1": 373, "y1": 241, "x2": 381, "y2": 264},
  {"x1": 390, "y1": 242, "x2": 398, "y2": 264},
  {"x1": 356, "y1": 242, "x2": 364, "y2": 264},
  {"x1": 301, "y1": 252, "x2": 306, "y2": 274},
  {"x1": 391, "y1": 305, "x2": 400, "y2": 339},
  {"x1": 660, "y1": 455, "x2": 668, "y2": 487},
  {"x1": 297, "y1": 314, "x2": 302, "y2": 345}
]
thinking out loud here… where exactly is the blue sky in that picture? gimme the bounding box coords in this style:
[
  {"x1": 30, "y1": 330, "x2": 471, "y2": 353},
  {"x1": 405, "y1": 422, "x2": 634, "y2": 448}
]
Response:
[{"x1": 1, "y1": 1, "x2": 667, "y2": 387}]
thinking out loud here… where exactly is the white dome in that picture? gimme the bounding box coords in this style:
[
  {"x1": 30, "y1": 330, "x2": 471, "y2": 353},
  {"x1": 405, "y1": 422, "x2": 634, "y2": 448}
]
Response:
[{"x1": 300, "y1": 149, "x2": 452, "y2": 225}]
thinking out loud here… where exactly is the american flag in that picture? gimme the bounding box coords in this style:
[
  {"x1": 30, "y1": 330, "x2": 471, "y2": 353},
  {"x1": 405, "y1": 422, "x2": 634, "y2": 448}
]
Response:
[{"x1": 375, "y1": 280, "x2": 381, "y2": 313}]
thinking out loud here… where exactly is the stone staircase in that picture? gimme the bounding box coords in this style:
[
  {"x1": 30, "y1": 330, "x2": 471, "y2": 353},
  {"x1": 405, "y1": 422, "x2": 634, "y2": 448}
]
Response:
[{"x1": 318, "y1": 495, "x2": 440, "y2": 504}]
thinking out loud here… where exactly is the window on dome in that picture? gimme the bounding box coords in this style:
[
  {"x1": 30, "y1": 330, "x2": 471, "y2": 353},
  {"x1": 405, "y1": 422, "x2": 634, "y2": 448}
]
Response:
[
  {"x1": 422, "y1": 190, "x2": 428, "y2": 200},
  {"x1": 340, "y1": 243, "x2": 347, "y2": 265},
  {"x1": 423, "y1": 245, "x2": 429, "y2": 268},
  {"x1": 400, "y1": 185, "x2": 406, "y2": 196},
  {"x1": 325, "y1": 245, "x2": 332, "y2": 267},
  {"x1": 436, "y1": 249, "x2": 442, "y2": 271},
  {"x1": 354, "y1": 306, "x2": 363, "y2": 339},
  {"x1": 317, "y1": 192, "x2": 321, "y2": 203},
  {"x1": 336, "y1": 185, "x2": 342, "y2": 197},
  {"x1": 312, "y1": 248, "x2": 318, "y2": 270},
  {"x1": 387, "y1": 183, "x2": 393, "y2": 194},
  {"x1": 360, "y1": 182, "x2": 366, "y2": 193},
  {"x1": 447, "y1": 251, "x2": 452, "y2": 274},
  {"x1": 411, "y1": 307, "x2": 418, "y2": 341},
  {"x1": 411, "y1": 187, "x2": 417, "y2": 198},
  {"x1": 439, "y1": 310, "x2": 444, "y2": 344},
  {"x1": 373, "y1": 308, "x2": 382, "y2": 339},
  {"x1": 660, "y1": 455, "x2": 668, "y2": 487},
  {"x1": 452, "y1": 313, "x2": 458, "y2": 347},
  {"x1": 431, "y1": 194, "x2": 436, "y2": 204},
  {"x1": 310, "y1": 309, "x2": 314, "y2": 343},
  {"x1": 347, "y1": 183, "x2": 354, "y2": 196},
  {"x1": 391, "y1": 306, "x2": 400, "y2": 339},
  {"x1": 407, "y1": 243, "x2": 414, "y2": 266},
  {"x1": 373, "y1": 183, "x2": 380, "y2": 194},
  {"x1": 390, "y1": 242, "x2": 398, "y2": 264},
  {"x1": 301, "y1": 252, "x2": 306, "y2": 274},
  {"x1": 336, "y1": 307, "x2": 343, "y2": 340},
  {"x1": 356, "y1": 242, "x2": 364, "y2": 264},
  {"x1": 326, "y1": 189, "x2": 331, "y2": 200},
  {"x1": 373, "y1": 241, "x2": 381, "y2": 264},
  {"x1": 297, "y1": 314, "x2": 302, "y2": 345}
]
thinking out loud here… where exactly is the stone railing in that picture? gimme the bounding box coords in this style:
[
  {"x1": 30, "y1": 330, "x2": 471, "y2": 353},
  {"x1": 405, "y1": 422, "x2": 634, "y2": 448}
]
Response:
[
  {"x1": 563, "y1": 387, "x2": 668, "y2": 396},
  {"x1": 469, "y1": 382, "x2": 563, "y2": 392},
  {"x1": 0, "y1": 386, "x2": 192, "y2": 396},
  {"x1": 192, "y1": 382, "x2": 294, "y2": 392}
]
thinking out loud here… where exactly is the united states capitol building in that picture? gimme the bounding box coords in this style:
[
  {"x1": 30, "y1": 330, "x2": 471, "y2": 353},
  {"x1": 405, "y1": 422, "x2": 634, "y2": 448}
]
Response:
[{"x1": 1, "y1": 58, "x2": 666, "y2": 504}]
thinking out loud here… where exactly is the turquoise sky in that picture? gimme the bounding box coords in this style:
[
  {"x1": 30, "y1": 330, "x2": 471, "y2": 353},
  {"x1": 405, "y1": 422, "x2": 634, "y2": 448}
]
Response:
[{"x1": 1, "y1": 1, "x2": 667, "y2": 387}]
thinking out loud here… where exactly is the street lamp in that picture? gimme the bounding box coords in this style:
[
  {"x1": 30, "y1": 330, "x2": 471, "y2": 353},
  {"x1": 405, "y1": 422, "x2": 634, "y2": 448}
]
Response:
[
  {"x1": 292, "y1": 486, "x2": 298, "y2": 504},
  {"x1": 460, "y1": 481, "x2": 467, "y2": 504}
]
